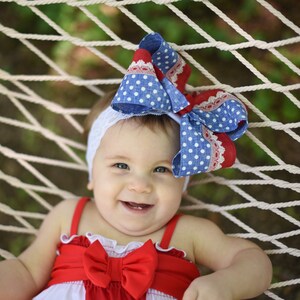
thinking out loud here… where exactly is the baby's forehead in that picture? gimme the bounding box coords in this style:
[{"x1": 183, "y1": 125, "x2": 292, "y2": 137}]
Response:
[
  {"x1": 96, "y1": 119, "x2": 180, "y2": 163},
  {"x1": 99, "y1": 118, "x2": 178, "y2": 150}
]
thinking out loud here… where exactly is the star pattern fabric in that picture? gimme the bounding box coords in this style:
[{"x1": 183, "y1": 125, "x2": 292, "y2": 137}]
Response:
[{"x1": 111, "y1": 32, "x2": 248, "y2": 177}]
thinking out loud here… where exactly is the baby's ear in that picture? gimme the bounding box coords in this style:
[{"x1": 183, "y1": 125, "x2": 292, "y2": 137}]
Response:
[{"x1": 87, "y1": 181, "x2": 94, "y2": 190}]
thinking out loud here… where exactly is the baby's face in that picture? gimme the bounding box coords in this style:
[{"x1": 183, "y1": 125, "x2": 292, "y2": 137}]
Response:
[{"x1": 89, "y1": 119, "x2": 185, "y2": 236}]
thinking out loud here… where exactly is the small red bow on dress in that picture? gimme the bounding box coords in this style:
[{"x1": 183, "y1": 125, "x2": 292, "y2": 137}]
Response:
[{"x1": 83, "y1": 239, "x2": 158, "y2": 299}]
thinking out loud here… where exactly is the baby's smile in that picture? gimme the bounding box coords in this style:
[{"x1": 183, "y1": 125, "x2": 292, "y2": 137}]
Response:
[{"x1": 120, "y1": 200, "x2": 154, "y2": 212}]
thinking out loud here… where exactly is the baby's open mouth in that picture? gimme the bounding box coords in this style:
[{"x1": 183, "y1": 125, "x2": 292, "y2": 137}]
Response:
[{"x1": 121, "y1": 201, "x2": 153, "y2": 211}]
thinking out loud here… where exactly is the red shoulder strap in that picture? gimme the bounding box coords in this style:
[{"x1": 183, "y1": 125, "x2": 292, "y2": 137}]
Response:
[
  {"x1": 160, "y1": 214, "x2": 182, "y2": 249},
  {"x1": 70, "y1": 197, "x2": 90, "y2": 236}
]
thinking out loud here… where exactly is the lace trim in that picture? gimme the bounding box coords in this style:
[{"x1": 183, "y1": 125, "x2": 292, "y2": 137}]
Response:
[
  {"x1": 202, "y1": 126, "x2": 225, "y2": 171},
  {"x1": 166, "y1": 55, "x2": 185, "y2": 87},
  {"x1": 194, "y1": 91, "x2": 238, "y2": 112},
  {"x1": 127, "y1": 60, "x2": 156, "y2": 76}
]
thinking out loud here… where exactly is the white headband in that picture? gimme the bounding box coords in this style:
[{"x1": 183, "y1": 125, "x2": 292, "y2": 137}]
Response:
[{"x1": 86, "y1": 106, "x2": 189, "y2": 190}]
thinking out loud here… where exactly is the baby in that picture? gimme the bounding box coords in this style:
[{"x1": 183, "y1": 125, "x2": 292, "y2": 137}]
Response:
[{"x1": 0, "y1": 33, "x2": 272, "y2": 300}]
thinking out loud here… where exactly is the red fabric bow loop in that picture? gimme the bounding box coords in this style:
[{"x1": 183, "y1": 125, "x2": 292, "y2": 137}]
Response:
[{"x1": 83, "y1": 239, "x2": 158, "y2": 299}]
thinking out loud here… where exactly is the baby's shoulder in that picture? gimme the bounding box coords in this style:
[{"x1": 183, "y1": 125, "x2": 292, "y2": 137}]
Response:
[
  {"x1": 54, "y1": 198, "x2": 87, "y2": 230},
  {"x1": 55, "y1": 197, "x2": 79, "y2": 209},
  {"x1": 176, "y1": 214, "x2": 229, "y2": 247},
  {"x1": 47, "y1": 198, "x2": 78, "y2": 219},
  {"x1": 178, "y1": 214, "x2": 223, "y2": 235},
  {"x1": 41, "y1": 198, "x2": 83, "y2": 235},
  {"x1": 169, "y1": 214, "x2": 224, "y2": 262}
]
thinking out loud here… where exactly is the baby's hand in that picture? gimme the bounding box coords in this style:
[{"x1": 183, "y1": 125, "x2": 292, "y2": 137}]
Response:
[{"x1": 182, "y1": 275, "x2": 232, "y2": 300}]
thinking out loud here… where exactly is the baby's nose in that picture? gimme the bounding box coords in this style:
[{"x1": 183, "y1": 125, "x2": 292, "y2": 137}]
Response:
[{"x1": 127, "y1": 174, "x2": 152, "y2": 194}]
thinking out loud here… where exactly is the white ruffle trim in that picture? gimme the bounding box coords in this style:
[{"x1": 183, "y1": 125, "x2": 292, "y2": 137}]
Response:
[
  {"x1": 155, "y1": 242, "x2": 187, "y2": 258},
  {"x1": 60, "y1": 232, "x2": 185, "y2": 258}
]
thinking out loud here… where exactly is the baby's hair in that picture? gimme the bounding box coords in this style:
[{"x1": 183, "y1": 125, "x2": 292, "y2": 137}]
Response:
[{"x1": 83, "y1": 90, "x2": 179, "y2": 141}]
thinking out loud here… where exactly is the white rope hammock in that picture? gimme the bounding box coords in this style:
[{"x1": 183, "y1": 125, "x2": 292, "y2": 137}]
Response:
[{"x1": 0, "y1": 1, "x2": 299, "y2": 299}]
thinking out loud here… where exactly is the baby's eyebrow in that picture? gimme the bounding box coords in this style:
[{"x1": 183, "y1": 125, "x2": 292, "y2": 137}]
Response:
[
  {"x1": 105, "y1": 155, "x2": 129, "y2": 161},
  {"x1": 105, "y1": 155, "x2": 172, "y2": 166},
  {"x1": 156, "y1": 160, "x2": 172, "y2": 165}
]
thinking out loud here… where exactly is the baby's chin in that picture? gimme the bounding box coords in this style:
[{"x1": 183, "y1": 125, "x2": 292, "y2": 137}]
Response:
[{"x1": 111, "y1": 218, "x2": 165, "y2": 238}]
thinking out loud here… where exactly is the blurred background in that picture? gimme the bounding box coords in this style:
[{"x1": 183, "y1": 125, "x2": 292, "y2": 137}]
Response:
[{"x1": 0, "y1": 1, "x2": 299, "y2": 299}]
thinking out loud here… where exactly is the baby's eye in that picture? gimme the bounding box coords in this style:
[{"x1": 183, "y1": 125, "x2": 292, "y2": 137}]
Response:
[
  {"x1": 154, "y1": 166, "x2": 169, "y2": 173},
  {"x1": 114, "y1": 163, "x2": 129, "y2": 170}
]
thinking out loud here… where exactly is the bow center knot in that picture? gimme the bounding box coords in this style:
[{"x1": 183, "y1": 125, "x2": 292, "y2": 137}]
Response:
[{"x1": 107, "y1": 257, "x2": 123, "y2": 282}]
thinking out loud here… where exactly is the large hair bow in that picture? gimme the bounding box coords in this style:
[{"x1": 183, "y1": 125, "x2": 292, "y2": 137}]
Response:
[{"x1": 112, "y1": 33, "x2": 248, "y2": 177}]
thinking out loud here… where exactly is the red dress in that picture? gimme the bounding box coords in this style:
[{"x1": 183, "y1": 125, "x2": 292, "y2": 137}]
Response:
[{"x1": 34, "y1": 197, "x2": 200, "y2": 300}]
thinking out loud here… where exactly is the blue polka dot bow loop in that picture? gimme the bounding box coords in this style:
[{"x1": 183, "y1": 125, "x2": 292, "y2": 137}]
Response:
[{"x1": 111, "y1": 32, "x2": 248, "y2": 177}]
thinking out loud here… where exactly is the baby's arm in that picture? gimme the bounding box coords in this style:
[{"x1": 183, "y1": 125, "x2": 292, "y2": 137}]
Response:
[
  {"x1": 0, "y1": 200, "x2": 70, "y2": 299},
  {"x1": 182, "y1": 216, "x2": 272, "y2": 300},
  {"x1": 0, "y1": 257, "x2": 39, "y2": 299}
]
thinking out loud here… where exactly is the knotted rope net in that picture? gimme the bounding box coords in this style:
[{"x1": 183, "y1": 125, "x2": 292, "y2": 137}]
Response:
[{"x1": 0, "y1": 1, "x2": 299, "y2": 299}]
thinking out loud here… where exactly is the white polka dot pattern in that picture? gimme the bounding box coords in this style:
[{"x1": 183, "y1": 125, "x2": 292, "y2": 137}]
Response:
[{"x1": 113, "y1": 68, "x2": 189, "y2": 114}]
